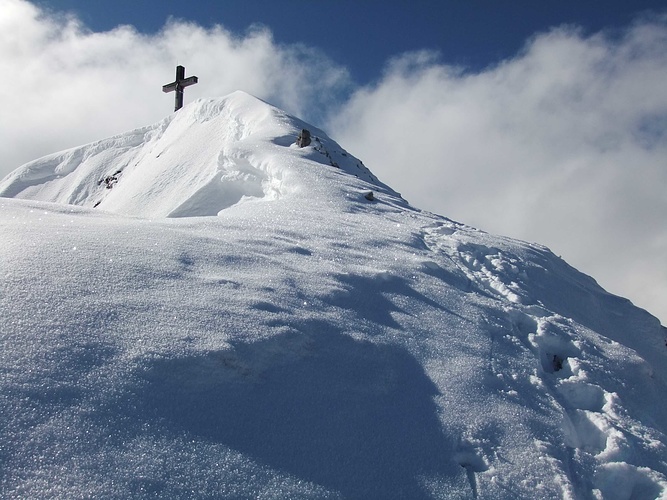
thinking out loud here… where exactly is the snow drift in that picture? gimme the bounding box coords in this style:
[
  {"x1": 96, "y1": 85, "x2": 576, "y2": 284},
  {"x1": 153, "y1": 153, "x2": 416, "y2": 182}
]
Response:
[{"x1": 1, "y1": 91, "x2": 666, "y2": 499}]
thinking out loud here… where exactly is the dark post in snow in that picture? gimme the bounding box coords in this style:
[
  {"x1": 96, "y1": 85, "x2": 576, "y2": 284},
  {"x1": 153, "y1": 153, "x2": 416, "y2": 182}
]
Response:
[{"x1": 162, "y1": 65, "x2": 198, "y2": 112}]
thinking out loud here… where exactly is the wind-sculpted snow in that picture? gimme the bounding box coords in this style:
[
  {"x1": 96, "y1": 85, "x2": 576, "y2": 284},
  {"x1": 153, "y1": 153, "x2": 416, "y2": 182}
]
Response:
[
  {"x1": 1, "y1": 92, "x2": 666, "y2": 498},
  {"x1": 0, "y1": 91, "x2": 390, "y2": 218}
]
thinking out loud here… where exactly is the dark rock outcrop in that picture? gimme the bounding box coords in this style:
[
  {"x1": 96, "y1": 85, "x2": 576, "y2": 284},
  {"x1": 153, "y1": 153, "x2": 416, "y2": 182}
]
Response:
[{"x1": 296, "y1": 129, "x2": 312, "y2": 147}]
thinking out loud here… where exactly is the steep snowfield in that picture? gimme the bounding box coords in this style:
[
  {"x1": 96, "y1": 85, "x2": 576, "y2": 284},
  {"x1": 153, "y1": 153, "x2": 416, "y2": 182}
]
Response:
[{"x1": 1, "y1": 92, "x2": 666, "y2": 499}]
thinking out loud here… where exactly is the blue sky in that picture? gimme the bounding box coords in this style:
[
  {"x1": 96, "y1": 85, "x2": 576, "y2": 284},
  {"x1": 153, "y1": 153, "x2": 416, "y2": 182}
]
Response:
[
  {"x1": 3, "y1": 0, "x2": 667, "y2": 324},
  {"x1": 36, "y1": 0, "x2": 666, "y2": 85}
]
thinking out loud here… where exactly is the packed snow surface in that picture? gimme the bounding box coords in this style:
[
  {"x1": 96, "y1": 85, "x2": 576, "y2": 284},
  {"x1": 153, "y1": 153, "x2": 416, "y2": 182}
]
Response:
[{"x1": 1, "y1": 91, "x2": 666, "y2": 499}]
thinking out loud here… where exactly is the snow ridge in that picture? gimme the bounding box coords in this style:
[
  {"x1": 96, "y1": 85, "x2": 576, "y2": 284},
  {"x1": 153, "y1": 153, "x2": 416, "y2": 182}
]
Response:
[{"x1": 0, "y1": 91, "x2": 394, "y2": 218}]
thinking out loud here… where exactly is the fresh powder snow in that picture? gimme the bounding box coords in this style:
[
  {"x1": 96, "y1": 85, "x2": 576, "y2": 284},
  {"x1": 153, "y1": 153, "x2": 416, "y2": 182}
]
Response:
[{"x1": 1, "y1": 91, "x2": 666, "y2": 499}]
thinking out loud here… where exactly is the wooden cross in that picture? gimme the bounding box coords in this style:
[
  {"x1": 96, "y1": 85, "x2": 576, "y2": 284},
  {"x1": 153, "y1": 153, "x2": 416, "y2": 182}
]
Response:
[{"x1": 162, "y1": 65, "x2": 198, "y2": 111}]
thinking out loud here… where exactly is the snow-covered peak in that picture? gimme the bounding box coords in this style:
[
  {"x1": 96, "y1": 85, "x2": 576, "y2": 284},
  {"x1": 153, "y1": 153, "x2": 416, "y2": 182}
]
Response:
[{"x1": 0, "y1": 90, "x2": 394, "y2": 218}]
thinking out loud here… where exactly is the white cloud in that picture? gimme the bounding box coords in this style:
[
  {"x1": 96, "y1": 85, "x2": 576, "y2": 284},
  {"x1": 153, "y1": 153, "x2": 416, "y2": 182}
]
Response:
[
  {"x1": 328, "y1": 17, "x2": 667, "y2": 324},
  {"x1": 0, "y1": 0, "x2": 350, "y2": 175}
]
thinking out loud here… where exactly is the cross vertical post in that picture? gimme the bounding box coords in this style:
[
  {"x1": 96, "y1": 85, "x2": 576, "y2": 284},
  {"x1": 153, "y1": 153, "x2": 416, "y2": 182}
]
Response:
[{"x1": 162, "y1": 65, "x2": 198, "y2": 112}]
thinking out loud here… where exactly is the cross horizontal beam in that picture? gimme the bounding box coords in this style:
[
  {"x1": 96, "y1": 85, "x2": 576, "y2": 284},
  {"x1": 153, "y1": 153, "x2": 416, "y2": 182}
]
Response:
[{"x1": 162, "y1": 76, "x2": 197, "y2": 93}]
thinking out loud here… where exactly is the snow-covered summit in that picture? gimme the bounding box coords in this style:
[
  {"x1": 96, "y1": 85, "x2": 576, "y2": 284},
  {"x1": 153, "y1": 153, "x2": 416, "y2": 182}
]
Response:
[
  {"x1": 1, "y1": 91, "x2": 667, "y2": 498},
  {"x1": 0, "y1": 90, "x2": 393, "y2": 218}
]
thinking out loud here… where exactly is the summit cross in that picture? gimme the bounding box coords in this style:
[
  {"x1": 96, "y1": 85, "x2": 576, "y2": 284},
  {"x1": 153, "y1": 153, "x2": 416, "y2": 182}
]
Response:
[{"x1": 162, "y1": 65, "x2": 198, "y2": 112}]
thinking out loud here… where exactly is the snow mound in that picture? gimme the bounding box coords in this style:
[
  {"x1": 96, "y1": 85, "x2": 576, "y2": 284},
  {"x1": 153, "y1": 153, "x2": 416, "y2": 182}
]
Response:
[
  {"x1": 1, "y1": 91, "x2": 667, "y2": 499},
  {"x1": 0, "y1": 91, "x2": 392, "y2": 218}
]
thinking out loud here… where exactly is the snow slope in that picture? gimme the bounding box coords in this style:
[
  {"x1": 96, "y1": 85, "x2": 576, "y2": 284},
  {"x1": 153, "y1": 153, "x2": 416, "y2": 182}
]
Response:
[{"x1": 1, "y1": 92, "x2": 667, "y2": 499}]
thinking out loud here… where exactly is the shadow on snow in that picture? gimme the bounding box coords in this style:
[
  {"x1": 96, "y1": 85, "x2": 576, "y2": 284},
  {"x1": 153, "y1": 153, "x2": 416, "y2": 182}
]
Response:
[{"x1": 135, "y1": 323, "x2": 461, "y2": 498}]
